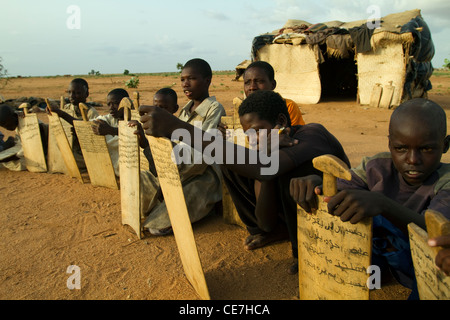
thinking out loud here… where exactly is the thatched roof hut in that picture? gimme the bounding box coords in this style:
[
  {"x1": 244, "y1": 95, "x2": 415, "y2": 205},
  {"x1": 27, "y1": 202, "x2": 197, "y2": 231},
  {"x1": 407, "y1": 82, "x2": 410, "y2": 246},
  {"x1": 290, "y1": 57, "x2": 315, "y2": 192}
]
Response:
[{"x1": 251, "y1": 9, "x2": 434, "y2": 108}]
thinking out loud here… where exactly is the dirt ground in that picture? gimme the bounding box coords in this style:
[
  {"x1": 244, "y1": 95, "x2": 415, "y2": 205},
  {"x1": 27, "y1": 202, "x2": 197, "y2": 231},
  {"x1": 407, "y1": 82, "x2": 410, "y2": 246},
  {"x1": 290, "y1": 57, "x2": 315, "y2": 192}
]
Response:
[{"x1": 0, "y1": 72, "x2": 449, "y2": 301}]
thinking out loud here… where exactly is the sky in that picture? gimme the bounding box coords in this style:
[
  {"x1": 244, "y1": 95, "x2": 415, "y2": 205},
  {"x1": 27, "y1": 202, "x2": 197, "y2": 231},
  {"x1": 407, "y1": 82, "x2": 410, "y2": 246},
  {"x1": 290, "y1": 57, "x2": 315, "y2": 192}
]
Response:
[{"x1": 0, "y1": 0, "x2": 449, "y2": 77}]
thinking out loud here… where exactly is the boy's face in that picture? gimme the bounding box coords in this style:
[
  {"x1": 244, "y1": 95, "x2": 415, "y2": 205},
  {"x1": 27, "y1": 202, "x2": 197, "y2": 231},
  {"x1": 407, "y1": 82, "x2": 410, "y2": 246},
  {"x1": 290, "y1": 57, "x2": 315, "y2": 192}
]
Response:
[
  {"x1": 180, "y1": 67, "x2": 210, "y2": 101},
  {"x1": 240, "y1": 112, "x2": 280, "y2": 149},
  {"x1": 68, "y1": 82, "x2": 88, "y2": 106},
  {"x1": 243, "y1": 67, "x2": 276, "y2": 97},
  {"x1": 389, "y1": 117, "x2": 449, "y2": 186},
  {"x1": 107, "y1": 94, "x2": 124, "y2": 119},
  {"x1": 153, "y1": 93, "x2": 178, "y2": 114}
]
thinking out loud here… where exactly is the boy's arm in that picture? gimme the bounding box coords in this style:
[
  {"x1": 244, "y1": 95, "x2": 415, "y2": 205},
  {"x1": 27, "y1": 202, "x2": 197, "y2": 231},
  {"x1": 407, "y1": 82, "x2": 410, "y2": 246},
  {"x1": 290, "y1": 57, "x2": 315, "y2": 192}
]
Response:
[
  {"x1": 49, "y1": 107, "x2": 77, "y2": 125},
  {"x1": 92, "y1": 119, "x2": 119, "y2": 136},
  {"x1": 139, "y1": 105, "x2": 297, "y2": 181},
  {"x1": 326, "y1": 189, "x2": 426, "y2": 232},
  {"x1": 289, "y1": 175, "x2": 323, "y2": 213}
]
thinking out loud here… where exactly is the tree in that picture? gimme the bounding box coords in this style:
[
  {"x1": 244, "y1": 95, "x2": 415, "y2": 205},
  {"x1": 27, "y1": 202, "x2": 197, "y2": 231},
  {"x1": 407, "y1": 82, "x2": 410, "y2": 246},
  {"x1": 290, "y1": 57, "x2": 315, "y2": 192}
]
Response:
[
  {"x1": 0, "y1": 57, "x2": 10, "y2": 88},
  {"x1": 176, "y1": 62, "x2": 184, "y2": 72}
]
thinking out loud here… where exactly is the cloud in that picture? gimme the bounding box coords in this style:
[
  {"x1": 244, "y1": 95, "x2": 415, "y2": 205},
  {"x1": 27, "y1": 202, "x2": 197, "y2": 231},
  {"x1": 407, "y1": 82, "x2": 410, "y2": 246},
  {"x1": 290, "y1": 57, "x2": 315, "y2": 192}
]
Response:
[{"x1": 203, "y1": 9, "x2": 230, "y2": 21}]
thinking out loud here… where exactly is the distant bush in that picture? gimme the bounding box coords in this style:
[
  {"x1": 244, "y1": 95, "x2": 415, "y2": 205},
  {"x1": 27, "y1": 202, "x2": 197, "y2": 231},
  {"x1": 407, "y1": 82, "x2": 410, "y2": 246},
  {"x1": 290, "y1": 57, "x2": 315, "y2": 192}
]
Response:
[
  {"x1": 125, "y1": 76, "x2": 139, "y2": 88},
  {"x1": 123, "y1": 69, "x2": 130, "y2": 75},
  {"x1": 88, "y1": 69, "x2": 101, "y2": 76},
  {"x1": 443, "y1": 59, "x2": 450, "y2": 70}
]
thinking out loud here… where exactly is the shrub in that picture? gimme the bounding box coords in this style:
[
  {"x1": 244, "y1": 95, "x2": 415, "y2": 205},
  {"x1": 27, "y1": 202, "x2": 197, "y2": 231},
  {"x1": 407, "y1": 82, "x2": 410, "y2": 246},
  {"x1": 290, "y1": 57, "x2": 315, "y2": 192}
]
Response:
[{"x1": 125, "y1": 76, "x2": 139, "y2": 88}]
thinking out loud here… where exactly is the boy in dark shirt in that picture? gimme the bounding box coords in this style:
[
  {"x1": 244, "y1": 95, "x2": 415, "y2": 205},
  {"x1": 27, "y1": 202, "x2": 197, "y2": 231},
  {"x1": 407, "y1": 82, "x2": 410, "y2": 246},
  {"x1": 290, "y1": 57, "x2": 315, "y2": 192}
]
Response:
[
  {"x1": 138, "y1": 90, "x2": 350, "y2": 273},
  {"x1": 290, "y1": 98, "x2": 450, "y2": 298}
]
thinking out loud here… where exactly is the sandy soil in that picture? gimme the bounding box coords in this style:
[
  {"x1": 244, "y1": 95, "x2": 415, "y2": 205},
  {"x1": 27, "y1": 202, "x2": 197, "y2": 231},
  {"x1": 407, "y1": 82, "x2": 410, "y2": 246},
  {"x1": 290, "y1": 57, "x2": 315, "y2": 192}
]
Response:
[{"x1": 0, "y1": 72, "x2": 449, "y2": 301}]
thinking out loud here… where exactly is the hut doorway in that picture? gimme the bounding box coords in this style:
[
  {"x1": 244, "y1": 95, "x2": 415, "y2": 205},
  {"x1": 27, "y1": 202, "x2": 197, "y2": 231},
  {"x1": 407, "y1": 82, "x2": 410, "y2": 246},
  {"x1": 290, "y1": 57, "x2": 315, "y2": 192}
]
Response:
[{"x1": 318, "y1": 48, "x2": 358, "y2": 100}]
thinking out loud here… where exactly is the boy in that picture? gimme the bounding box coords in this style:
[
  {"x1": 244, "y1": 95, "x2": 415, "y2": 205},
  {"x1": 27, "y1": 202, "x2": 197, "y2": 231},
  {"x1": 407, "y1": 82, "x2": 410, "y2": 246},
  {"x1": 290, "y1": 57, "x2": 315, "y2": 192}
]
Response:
[
  {"x1": 290, "y1": 98, "x2": 450, "y2": 297},
  {"x1": 49, "y1": 78, "x2": 99, "y2": 169},
  {"x1": 0, "y1": 104, "x2": 48, "y2": 171},
  {"x1": 129, "y1": 88, "x2": 179, "y2": 151},
  {"x1": 242, "y1": 61, "x2": 305, "y2": 126},
  {"x1": 153, "y1": 87, "x2": 179, "y2": 115},
  {"x1": 62, "y1": 78, "x2": 99, "y2": 121},
  {"x1": 138, "y1": 90, "x2": 349, "y2": 273},
  {"x1": 90, "y1": 88, "x2": 131, "y2": 177},
  {"x1": 140, "y1": 60, "x2": 226, "y2": 236}
]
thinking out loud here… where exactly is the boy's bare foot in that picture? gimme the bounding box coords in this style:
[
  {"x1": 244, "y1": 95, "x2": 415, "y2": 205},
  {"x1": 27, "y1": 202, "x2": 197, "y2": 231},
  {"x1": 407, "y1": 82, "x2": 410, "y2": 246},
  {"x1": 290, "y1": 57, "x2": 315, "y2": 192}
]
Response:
[{"x1": 244, "y1": 224, "x2": 288, "y2": 250}]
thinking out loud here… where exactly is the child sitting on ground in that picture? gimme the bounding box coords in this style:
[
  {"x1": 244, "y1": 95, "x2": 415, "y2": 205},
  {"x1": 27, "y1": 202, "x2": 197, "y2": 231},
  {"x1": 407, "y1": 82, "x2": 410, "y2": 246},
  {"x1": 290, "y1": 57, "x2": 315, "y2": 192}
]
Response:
[
  {"x1": 49, "y1": 78, "x2": 99, "y2": 169},
  {"x1": 90, "y1": 88, "x2": 132, "y2": 177},
  {"x1": 50, "y1": 87, "x2": 129, "y2": 177},
  {"x1": 61, "y1": 78, "x2": 99, "y2": 121},
  {"x1": 0, "y1": 104, "x2": 48, "y2": 171},
  {"x1": 289, "y1": 98, "x2": 450, "y2": 299},
  {"x1": 138, "y1": 59, "x2": 226, "y2": 236}
]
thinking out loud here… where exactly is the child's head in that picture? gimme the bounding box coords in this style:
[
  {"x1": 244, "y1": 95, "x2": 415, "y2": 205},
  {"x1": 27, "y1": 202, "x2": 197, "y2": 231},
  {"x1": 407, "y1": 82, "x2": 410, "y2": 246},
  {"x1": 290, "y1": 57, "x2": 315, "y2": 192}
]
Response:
[
  {"x1": 0, "y1": 104, "x2": 18, "y2": 131},
  {"x1": 243, "y1": 61, "x2": 276, "y2": 97},
  {"x1": 153, "y1": 88, "x2": 178, "y2": 114},
  {"x1": 389, "y1": 98, "x2": 449, "y2": 186},
  {"x1": 238, "y1": 90, "x2": 291, "y2": 133},
  {"x1": 106, "y1": 88, "x2": 130, "y2": 119},
  {"x1": 180, "y1": 58, "x2": 212, "y2": 101},
  {"x1": 68, "y1": 78, "x2": 89, "y2": 106}
]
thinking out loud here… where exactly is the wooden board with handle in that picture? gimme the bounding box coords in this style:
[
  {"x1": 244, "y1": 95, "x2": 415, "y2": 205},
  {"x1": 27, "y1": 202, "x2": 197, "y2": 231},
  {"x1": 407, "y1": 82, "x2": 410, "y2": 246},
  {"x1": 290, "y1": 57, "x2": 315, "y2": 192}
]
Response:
[
  {"x1": 146, "y1": 134, "x2": 210, "y2": 300},
  {"x1": 118, "y1": 97, "x2": 142, "y2": 238},
  {"x1": 378, "y1": 81, "x2": 395, "y2": 109},
  {"x1": 297, "y1": 154, "x2": 372, "y2": 300},
  {"x1": 46, "y1": 99, "x2": 83, "y2": 182},
  {"x1": 408, "y1": 210, "x2": 450, "y2": 300},
  {"x1": 17, "y1": 103, "x2": 47, "y2": 173},
  {"x1": 73, "y1": 103, "x2": 118, "y2": 189},
  {"x1": 129, "y1": 92, "x2": 149, "y2": 171},
  {"x1": 369, "y1": 83, "x2": 382, "y2": 108},
  {"x1": 46, "y1": 97, "x2": 70, "y2": 174}
]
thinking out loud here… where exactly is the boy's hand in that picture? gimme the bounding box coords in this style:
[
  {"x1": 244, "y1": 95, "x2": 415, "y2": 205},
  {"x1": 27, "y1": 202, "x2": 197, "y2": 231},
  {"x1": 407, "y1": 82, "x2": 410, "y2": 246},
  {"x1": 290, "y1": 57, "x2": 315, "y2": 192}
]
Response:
[
  {"x1": 47, "y1": 103, "x2": 61, "y2": 115},
  {"x1": 325, "y1": 189, "x2": 385, "y2": 224},
  {"x1": 139, "y1": 105, "x2": 183, "y2": 138},
  {"x1": 274, "y1": 125, "x2": 298, "y2": 149},
  {"x1": 289, "y1": 175, "x2": 323, "y2": 213},
  {"x1": 91, "y1": 119, "x2": 114, "y2": 136},
  {"x1": 128, "y1": 120, "x2": 149, "y2": 149},
  {"x1": 428, "y1": 234, "x2": 450, "y2": 276}
]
